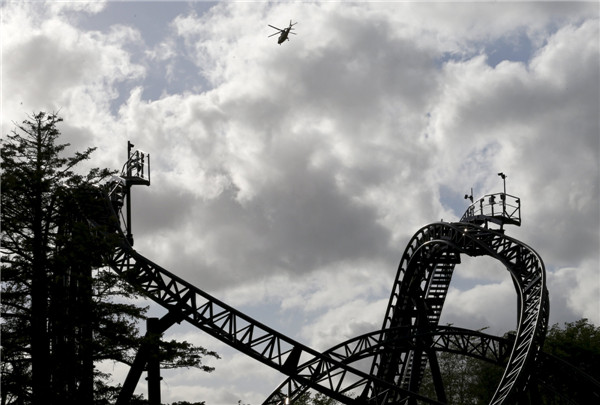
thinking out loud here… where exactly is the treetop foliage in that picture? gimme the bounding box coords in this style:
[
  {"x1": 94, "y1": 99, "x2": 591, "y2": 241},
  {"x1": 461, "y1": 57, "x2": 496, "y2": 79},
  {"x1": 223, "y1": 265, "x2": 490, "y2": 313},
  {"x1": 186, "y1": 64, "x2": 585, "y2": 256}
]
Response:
[
  {"x1": 544, "y1": 318, "x2": 600, "y2": 381},
  {"x1": 1, "y1": 111, "x2": 219, "y2": 405}
]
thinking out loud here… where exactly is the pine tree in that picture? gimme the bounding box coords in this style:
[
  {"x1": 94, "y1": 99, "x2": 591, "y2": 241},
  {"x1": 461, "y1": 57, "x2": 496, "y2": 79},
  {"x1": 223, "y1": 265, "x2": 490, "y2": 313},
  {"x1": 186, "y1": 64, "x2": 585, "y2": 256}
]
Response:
[
  {"x1": 1, "y1": 112, "x2": 219, "y2": 405},
  {"x1": 1, "y1": 112, "x2": 100, "y2": 404}
]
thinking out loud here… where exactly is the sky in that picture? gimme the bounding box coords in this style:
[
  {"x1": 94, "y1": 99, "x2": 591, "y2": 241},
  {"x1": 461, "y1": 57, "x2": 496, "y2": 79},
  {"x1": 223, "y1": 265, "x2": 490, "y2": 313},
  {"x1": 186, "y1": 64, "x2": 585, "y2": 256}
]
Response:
[{"x1": 1, "y1": 1, "x2": 599, "y2": 404}]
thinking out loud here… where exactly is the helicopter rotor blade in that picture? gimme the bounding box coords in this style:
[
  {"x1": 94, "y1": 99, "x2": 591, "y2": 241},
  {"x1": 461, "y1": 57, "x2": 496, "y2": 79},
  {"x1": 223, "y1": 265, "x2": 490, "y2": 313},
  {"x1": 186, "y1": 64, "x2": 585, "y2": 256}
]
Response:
[
  {"x1": 268, "y1": 32, "x2": 280, "y2": 37},
  {"x1": 268, "y1": 25, "x2": 282, "y2": 31}
]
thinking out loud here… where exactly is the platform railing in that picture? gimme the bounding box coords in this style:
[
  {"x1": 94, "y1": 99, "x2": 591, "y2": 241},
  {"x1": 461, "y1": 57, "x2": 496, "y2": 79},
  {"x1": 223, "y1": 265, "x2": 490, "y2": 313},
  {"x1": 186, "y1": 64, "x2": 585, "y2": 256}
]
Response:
[{"x1": 460, "y1": 193, "x2": 521, "y2": 227}]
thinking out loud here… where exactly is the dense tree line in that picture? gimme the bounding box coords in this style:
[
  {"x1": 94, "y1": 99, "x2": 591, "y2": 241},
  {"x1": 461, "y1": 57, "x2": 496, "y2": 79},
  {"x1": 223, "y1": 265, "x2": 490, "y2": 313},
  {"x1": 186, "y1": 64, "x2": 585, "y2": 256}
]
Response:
[
  {"x1": 236, "y1": 321, "x2": 598, "y2": 405},
  {"x1": 417, "y1": 320, "x2": 600, "y2": 404},
  {"x1": 238, "y1": 391, "x2": 338, "y2": 405},
  {"x1": 293, "y1": 392, "x2": 339, "y2": 405},
  {"x1": 544, "y1": 318, "x2": 600, "y2": 382},
  {"x1": 1, "y1": 112, "x2": 218, "y2": 405}
]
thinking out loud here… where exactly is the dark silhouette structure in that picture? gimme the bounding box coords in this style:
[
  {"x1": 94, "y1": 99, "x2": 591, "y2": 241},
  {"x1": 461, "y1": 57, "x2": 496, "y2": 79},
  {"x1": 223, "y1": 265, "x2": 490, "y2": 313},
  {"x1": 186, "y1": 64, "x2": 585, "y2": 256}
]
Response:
[
  {"x1": 268, "y1": 20, "x2": 297, "y2": 44},
  {"x1": 93, "y1": 144, "x2": 598, "y2": 404}
]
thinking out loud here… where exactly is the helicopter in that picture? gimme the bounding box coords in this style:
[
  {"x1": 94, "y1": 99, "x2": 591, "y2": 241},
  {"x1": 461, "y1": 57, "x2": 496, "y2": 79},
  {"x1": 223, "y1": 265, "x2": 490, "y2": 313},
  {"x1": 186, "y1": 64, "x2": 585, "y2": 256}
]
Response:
[{"x1": 268, "y1": 20, "x2": 297, "y2": 45}]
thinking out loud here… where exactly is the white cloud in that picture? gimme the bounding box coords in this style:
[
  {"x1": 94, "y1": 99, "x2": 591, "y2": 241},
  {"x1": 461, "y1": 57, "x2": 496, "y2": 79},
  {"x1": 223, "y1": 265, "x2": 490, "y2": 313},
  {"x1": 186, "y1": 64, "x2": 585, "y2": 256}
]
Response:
[
  {"x1": 1, "y1": 1, "x2": 145, "y2": 174},
  {"x1": 548, "y1": 260, "x2": 600, "y2": 326},
  {"x1": 47, "y1": 1, "x2": 107, "y2": 16},
  {"x1": 299, "y1": 297, "x2": 389, "y2": 351},
  {"x1": 441, "y1": 279, "x2": 518, "y2": 335}
]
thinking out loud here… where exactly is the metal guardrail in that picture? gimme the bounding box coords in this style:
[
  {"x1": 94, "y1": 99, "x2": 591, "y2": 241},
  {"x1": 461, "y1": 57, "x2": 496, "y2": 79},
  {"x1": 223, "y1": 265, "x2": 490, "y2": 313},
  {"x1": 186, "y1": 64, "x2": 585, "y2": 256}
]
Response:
[{"x1": 461, "y1": 193, "x2": 521, "y2": 227}]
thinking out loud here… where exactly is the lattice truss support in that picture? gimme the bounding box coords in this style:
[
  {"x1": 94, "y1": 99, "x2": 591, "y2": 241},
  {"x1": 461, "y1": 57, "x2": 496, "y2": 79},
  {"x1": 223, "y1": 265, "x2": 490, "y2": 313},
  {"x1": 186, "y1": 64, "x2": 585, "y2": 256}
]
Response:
[
  {"x1": 106, "y1": 241, "x2": 441, "y2": 405},
  {"x1": 265, "y1": 221, "x2": 551, "y2": 405},
  {"x1": 93, "y1": 190, "x2": 598, "y2": 405},
  {"x1": 263, "y1": 326, "x2": 599, "y2": 405},
  {"x1": 366, "y1": 222, "x2": 550, "y2": 404}
]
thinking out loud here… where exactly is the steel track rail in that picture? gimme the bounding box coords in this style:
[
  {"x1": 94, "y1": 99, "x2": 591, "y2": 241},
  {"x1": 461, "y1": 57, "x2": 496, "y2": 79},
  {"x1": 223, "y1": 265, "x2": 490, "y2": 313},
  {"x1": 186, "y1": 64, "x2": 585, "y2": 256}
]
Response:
[
  {"x1": 264, "y1": 326, "x2": 600, "y2": 405},
  {"x1": 91, "y1": 192, "x2": 444, "y2": 404},
  {"x1": 371, "y1": 222, "x2": 549, "y2": 404},
  {"x1": 104, "y1": 233, "x2": 444, "y2": 405},
  {"x1": 263, "y1": 326, "x2": 512, "y2": 405},
  {"x1": 93, "y1": 186, "x2": 549, "y2": 404}
]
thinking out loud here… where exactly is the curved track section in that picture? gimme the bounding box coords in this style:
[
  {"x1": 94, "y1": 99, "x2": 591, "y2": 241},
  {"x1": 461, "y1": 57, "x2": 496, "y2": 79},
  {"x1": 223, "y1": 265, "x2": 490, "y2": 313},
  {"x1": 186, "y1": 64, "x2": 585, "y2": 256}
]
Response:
[
  {"x1": 264, "y1": 326, "x2": 600, "y2": 405},
  {"x1": 263, "y1": 326, "x2": 511, "y2": 405},
  {"x1": 370, "y1": 222, "x2": 549, "y2": 404}
]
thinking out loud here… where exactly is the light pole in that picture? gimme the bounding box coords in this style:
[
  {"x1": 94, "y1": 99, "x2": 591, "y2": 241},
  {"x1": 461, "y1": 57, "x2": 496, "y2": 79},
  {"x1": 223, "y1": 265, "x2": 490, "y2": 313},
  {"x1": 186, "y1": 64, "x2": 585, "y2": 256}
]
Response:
[
  {"x1": 498, "y1": 172, "x2": 507, "y2": 195},
  {"x1": 126, "y1": 141, "x2": 134, "y2": 245},
  {"x1": 498, "y1": 172, "x2": 507, "y2": 221}
]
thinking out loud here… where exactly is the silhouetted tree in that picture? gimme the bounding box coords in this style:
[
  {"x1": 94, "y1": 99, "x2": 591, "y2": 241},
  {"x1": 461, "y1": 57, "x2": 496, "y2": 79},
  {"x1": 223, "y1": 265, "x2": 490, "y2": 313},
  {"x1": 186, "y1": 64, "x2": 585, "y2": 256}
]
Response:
[
  {"x1": 418, "y1": 349, "x2": 503, "y2": 405},
  {"x1": 417, "y1": 321, "x2": 600, "y2": 404},
  {"x1": 543, "y1": 318, "x2": 600, "y2": 381},
  {"x1": 171, "y1": 401, "x2": 207, "y2": 405},
  {"x1": 1, "y1": 112, "x2": 107, "y2": 404},
  {"x1": 1, "y1": 112, "x2": 218, "y2": 405}
]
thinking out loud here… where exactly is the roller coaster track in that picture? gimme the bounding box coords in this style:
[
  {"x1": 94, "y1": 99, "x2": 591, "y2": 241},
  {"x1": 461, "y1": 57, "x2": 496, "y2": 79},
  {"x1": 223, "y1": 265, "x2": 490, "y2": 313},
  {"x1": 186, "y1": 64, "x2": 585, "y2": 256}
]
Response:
[
  {"x1": 263, "y1": 326, "x2": 600, "y2": 405},
  {"x1": 101, "y1": 214, "x2": 443, "y2": 405},
  {"x1": 99, "y1": 201, "x2": 555, "y2": 404},
  {"x1": 368, "y1": 221, "x2": 550, "y2": 404},
  {"x1": 262, "y1": 220, "x2": 552, "y2": 405},
  {"x1": 263, "y1": 326, "x2": 511, "y2": 405},
  {"x1": 94, "y1": 156, "x2": 594, "y2": 405}
]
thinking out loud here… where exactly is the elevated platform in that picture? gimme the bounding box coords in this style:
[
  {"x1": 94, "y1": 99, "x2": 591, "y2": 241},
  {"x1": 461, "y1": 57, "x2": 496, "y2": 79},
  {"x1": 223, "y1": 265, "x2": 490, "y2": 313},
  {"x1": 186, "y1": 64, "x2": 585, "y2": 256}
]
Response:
[{"x1": 460, "y1": 192, "x2": 521, "y2": 228}]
